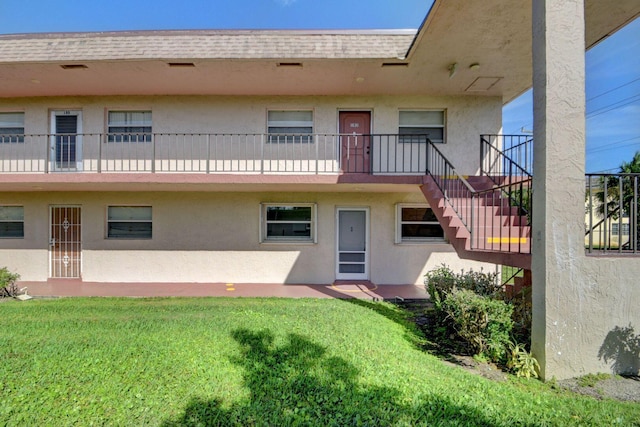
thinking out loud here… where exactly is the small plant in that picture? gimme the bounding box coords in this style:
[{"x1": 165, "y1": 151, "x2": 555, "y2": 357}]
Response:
[
  {"x1": 0, "y1": 267, "x2": 20, "y2": 298},
  {"x1": 506, "y1": 340, "x2": 540, "y2": 379},
  {"x1": 441, "y1": 288, "x2": 513, "y2": 362}
]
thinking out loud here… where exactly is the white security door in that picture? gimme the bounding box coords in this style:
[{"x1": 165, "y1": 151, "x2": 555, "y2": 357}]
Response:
[
  {"x1": 50, "y1": 110, "x2": 83, "y2": 171},
  {"x1": 336, "y1": 208, "x2": 369, "y2": 280},
  {"x1": 49, "y1": 206, "x2": 82, "y2": 278}
]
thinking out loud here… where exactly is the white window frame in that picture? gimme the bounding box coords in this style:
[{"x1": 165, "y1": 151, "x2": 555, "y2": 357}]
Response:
[
  {"x1": 267, "y1": 110, "x2": 314, "y2": 143},
  {"x1": 395, "y1": 203, "x2": 445, "y2": 243},
  {"x1": 107, "y1": 110, "x2": 152, "y2": 143},
  {"x1": 260, "y1": 203, "x2": 317, "y2": 243},
  {"x1": 0, "y1": 112, "x2": 25, "y2": 143},
  {"x1": 106, "y1": 206, "x2": 152, "y2": 239},
  {"x1": 0, "y1": 206, "x2": 24, "y2": 239},
  {"x1": 398, "y1": 110, "x2": 445, "y2": 144}
]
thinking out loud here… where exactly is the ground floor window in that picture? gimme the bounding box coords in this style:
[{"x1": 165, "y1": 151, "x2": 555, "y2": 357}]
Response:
[
  {"x1": 261, "y1": 203, "x2": 316, "y2": 243},
  {"x1": 396, "y1": 204, "x2": 444, "y2": 243},
  {"x1": 107, "y1": 206, "x2": 152, "y2": 239},
  {"x1": 0, "y1": 206, "x2": 24, "y2": 238}
]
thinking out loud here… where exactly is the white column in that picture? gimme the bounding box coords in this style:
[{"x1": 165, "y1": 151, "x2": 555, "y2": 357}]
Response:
[{"x1": 531, "y1": 0, "x2": 587, "y2": 380}]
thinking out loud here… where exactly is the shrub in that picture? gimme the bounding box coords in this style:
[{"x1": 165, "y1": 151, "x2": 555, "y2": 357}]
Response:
[
  {"x1": 424, "y1": 264, "x2": 502, "y2": 309},
  {"x1": 424, "y1": 265, "x2": 456, "y2": 310},
  {"x1": 441, "y1": 288, "x2": 513, "y2": 362},
  {"x1": 0, "y1": 267, "x2": 20, "y2": 298}
]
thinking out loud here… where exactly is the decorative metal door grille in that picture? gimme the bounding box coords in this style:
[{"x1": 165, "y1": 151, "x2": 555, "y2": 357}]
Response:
[{"x1": 50, "y1": 206, "x2": 81, "y2": 278}]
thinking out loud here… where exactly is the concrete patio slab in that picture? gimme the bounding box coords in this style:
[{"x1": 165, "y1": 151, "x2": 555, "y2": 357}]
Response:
[{"x1": 17, "y1": 280, "x2": 430, "y2": 301}]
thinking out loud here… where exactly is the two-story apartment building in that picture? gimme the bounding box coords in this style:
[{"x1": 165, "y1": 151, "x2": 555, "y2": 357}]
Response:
[{"x1": 1, "y1": 0, "x2": 639, "y2": 380}]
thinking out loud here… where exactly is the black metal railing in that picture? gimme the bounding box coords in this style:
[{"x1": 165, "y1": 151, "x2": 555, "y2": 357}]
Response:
[
  {"x1": 0, "y1": 133, "x2": 431, "y2": 175},
  {"x1": 585, "y1": 173, "x2": 639, "y2": 254},
  {"x1": 481, "y1": 134, "x2": 533, "y2": 177}
]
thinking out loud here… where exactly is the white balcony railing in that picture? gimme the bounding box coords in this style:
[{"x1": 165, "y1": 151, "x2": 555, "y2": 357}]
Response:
[{"x1": 0, "y1": 133, "x2": 430, "y2": 175}]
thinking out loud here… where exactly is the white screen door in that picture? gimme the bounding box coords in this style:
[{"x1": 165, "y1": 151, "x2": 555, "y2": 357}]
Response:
[{"x1": 336, "y1": 208, "x2": 369, "y2": 280}]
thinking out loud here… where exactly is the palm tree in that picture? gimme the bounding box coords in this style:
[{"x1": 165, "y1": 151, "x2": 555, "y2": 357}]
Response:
[{"x1": 589, "y1": 151, "x2": 640, "y2": 249}]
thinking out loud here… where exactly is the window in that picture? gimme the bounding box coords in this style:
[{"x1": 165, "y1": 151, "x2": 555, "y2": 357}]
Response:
[
  {"x1": 107, "y1": 111, "x2": 152, "y2": 142},
  {"x1": 0, "y1": 112, "x2": 25, "y2": 143},
  {"x1": 398, "y1": 110, "x2": 445, "y2": 143},
  {"x1": 0, "y1": 206, "x2": 24, "y2": 238},
  {"x1": 107, "y1": 206, "x2": 152, "y2": 239},
  {"x1": 396, "y1": 204, "x2": 444, "y2": 243},
  {"x1": 611, "y1": 223, "x2": 630, "y2": 235},
  {"x1": 261, "y1": 204, "x2": 316, "y2": 242},
  {"x1": 267, "y1": 110, "x2": 313, "y2": 143}
]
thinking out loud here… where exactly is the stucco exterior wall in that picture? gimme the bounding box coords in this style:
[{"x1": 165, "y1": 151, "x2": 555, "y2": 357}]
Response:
[
  {"x1": 0, "y1": 190, "x2": 495, "y2": 284},
  {"x1": 0, "y1": 94, "x2": 502, "y2": 175}
]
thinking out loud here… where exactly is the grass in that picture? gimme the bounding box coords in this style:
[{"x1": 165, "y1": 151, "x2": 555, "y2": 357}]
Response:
[
  {"x1": 0, "y1": 298, "x2": 638, "y2": 426},
  {"x1": 501, "y1": 265, "x2": 524, "y2": 285}
]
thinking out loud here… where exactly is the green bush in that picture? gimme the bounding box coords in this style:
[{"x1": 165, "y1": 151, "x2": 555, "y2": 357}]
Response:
[
  {"x1": 424, "y1": 264, "x2": 501, "y2": 309},
  {"x1": 441, "y1": 288, "x2": 513, "y2": 362},
  {"x1": 0, "y1": 267, "x2": 20, "y2": 298},
  {"x1": 424, "y1": 265, "x2": 456, "y2": 310}
]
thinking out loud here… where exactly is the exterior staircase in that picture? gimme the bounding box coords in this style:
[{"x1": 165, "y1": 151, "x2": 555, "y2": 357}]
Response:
[{"x1": 421, "y1": 175, "x2": 532, "y2": 269}]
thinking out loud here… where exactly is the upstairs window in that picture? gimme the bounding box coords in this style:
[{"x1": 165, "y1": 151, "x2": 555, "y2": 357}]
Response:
[
  {"x1": 399, "y1": 110, "x2": 445, "y2": 144},
  {"x1": 261, "y1": 204, "x2": 316, "y2": 243},
  {"x1": 108, "y1": 111, "x2": 152, "y2": 142},
  {"x1": 267, "y1": 110, "x2": 313, "y2": 143},
  {"x1": 0, "y1": 206, "x2": 24, "y2": 238},
  {"x1": 107, "y1": 206, "x2": 152, "y2": 239},
  {"x1": 396, "y1": 204, "x2": 444, "y2": 243},
  {"x1": 0, "y1": 112, "x2": 25, "y2": 143}
]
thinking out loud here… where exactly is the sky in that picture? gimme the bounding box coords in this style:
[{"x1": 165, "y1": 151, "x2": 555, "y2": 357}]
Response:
[
  {"x1": 0, "y1": 0, "x2": 637, "y2": 173},
  {"x1": 502, "y1": 16, "x2": 640, "y2": 173}
]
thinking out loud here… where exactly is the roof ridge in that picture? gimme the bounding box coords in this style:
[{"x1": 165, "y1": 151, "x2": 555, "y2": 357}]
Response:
[{"x1": 0, "y1": 28, "x2": 418, "y2": 40}]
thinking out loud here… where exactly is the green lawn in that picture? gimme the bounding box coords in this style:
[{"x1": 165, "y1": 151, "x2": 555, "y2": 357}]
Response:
[{"x1": 0, "y1": 298, "x2": 638, "y2": 426}]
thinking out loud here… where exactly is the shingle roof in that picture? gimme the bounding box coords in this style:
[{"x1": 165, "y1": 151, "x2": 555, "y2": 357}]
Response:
[{"x1": 0, "y1": 30, "x2": 417, "y2": 63}]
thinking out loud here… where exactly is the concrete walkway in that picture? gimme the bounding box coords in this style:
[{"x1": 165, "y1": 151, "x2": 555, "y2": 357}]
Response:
[{"x1": 18, "y1": 280, "x2": 429, "y2": 301}]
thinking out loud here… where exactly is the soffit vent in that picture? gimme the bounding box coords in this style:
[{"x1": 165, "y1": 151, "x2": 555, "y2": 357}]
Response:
[
  {"x1": 381, "y1": 62, "x2": 409, "y2": 68},
  {"x1": 60, "y1": 64, "x2": 88, "y2": 70}
]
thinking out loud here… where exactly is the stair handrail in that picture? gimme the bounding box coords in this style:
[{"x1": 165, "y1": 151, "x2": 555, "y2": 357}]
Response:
[
  {"x1": 426, "y1": 139, "x2": 532, "y2": 255},
  {"x1": 426, "y1": 140, "x2": 475, "y2": 233},
  {"x1": 480, "y1": 136, "x2": 533, "y2": 223},
  {"x1": 480, "y1": 135, "x2": 532, "y2": 183}
]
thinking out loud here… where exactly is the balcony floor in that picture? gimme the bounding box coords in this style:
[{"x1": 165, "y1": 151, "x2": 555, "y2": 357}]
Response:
[{"x1": 0, "y1": 172, "x2": 427, "y2": 192}]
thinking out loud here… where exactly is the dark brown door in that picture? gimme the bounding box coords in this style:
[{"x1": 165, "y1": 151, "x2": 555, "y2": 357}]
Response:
[
  {"x1": 339, "y1": 112, "x2": 371, "y2": 173},
  {"x1": 50, "y1": 206, "x2": 82, "y2": 278}
]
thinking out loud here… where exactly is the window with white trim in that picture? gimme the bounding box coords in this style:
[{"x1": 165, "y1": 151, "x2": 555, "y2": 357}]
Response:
[
  {"x1": 107, "y1": 206, "x2": 152, "y2": 239},
  {"x1": 398, "y1": 110, "x2": 445, "y2": 144},
  {"x1": 267, "y1": 110, "x2": 313, "y2": 143},
  {"x1": 0, "y1": 112, "x2": 25, "y2": 143},
  {"x1": 261, "y1": 204, "x2": 316, "y2": 242},
  {"x1": 0, "y1": 206, "x2": 24, "y2": 238},
  {"x1": 396, "y1": 204, "x2": 444, "y2": 243},
  {"x1": 611, "y1": 223, "x2": 630, "y2": 236},
  {"x1": 107, "y1": 111, "x2": 152, "y2": 142}
]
